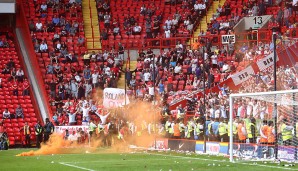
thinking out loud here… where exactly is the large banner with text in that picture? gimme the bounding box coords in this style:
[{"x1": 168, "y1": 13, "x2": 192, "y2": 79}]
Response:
[{"x1": 103, "y1": 88, "x2": 130, "y2": 108}]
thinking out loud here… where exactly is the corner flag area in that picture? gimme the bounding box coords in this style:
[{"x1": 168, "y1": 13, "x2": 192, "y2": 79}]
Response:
[{"x1": 2, "y1": 149, "x2": 298, "y2": 171}]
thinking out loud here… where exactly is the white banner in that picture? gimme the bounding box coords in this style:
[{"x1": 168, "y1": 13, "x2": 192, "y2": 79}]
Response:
[
  {"x1": 54, "y1": 126, "x2": 88, "y2": 134},
  {"x1": 103, "y1": 88, "x2": 130, "y2": 108},
  {"x1": 257, "y1": 53, "x2": 279, "y2": 71},
  {"x1": 231, "y1": 66, "x2": 255, "y2": 86},
  {"x1": 221, "y1": 34, "x2": 236, "y2": 44}
]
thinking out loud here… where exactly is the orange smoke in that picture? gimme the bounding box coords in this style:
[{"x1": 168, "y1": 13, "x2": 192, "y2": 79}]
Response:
[
  {"x1": 17, "y1": 90, "x2": 161, "y2": 156},
  {"x1": 16, "y1": 134, "x2": 82, "y2": 156}
]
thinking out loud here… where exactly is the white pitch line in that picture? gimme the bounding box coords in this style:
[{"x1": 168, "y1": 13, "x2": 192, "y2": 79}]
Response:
[
  {"x1": 147, "y1": 153, "x2": 298, "y2": 171},
  {"x1": 59, "y1": 162, "x2": 95, "y2": 171},
  {"x1": 61, "y1": 158, "x2": 169, "y2": 164}
]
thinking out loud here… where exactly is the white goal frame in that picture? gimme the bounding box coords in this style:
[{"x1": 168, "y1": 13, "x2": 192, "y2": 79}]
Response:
[{"x1": 229, "y1": 89, "x2": 298, "y2": 162}]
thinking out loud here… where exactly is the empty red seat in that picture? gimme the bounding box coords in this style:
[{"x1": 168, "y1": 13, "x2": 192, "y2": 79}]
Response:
[{"x1": 10, "y1": 119, "x2": 17, "y2": 123}]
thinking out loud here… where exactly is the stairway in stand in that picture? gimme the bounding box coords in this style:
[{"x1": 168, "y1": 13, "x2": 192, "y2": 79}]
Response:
[
  {"x1": 82, "y1": 0, "x2": 101, "y2": 50},
  {"x1": 117, "y1": 60, "x2": 138, "y2": 89},
  {"x1": 190, "y1": 0, "x2": 223, "y2": 44},
  {"x1": 117, "y1": 61, "x2": 137, "y2": 89}
]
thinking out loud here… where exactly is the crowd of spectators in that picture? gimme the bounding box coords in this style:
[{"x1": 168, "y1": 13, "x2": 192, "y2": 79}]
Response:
[
  {"x1": 24, "y1": 0, "x2": 128, "y2": 126},
  {"x1": 20, "y1": 0, "x2": 298, "y2": 132},
  {"x1": 97, "y1": 0, "x2": 212, "y2": 48}
]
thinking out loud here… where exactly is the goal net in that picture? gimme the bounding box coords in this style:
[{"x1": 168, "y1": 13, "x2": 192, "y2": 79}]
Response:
[{"x1": 229, "y1": 89, "x2": 298, "y2": 162}]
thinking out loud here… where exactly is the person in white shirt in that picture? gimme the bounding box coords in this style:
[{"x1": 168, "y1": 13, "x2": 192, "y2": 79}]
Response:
[
  {"x1": 39, "y1": 41, "x2": 48, "y2": 52},
  {"x1": 252, "y1": 100, "x2": 260, "y2": 117},
  {"x1": 193, "y1": 77, "x2": 199, "y2": 88},
  {"x1": 176, "y1": 41, "x2": 183, "y2": 50},
  {"x1": 148, "y1": 84, "x2": 154, "y2": 99},
  {"x1": 171, "y1": 17, "x2": 179, "y2": 26},
  {"x1": 143, "y1": 70, "x2": 151, "y2": 82},
  {"x1": 84, "y1": 82, "x2": 92, "y2": 98},
  {"x1": 103, "y1": 50, "x2": 109, "y2": 61},
  {"x1": 222, "y1": 63, "x2": 230, "y2": 72},
  {"x1": 75, "y1": 73, "x2": 81, "y2": 82},
  {"x1": 67, "y1": 110, "x2": 78, "y2": 125},
  {"x1": 16, "y1": 68, "x2": 24, "y2": 82},
  {"x1": 91, "y1": 71, "x2": 99, "y2": 88},
  {"x1": 187, "y1": 22, "x2": 194, "y2": 32},
  {"x1": 194, "y1": 2, "x2": 200, "y2": 11},
  {"x1": 35, "y1": 20, "x2": 43, "y2": 32},
  {"x1": 95, "y1": 109, "x2": 110, "y2": 124},
  {"x1": 81, "y1": 105, "x2": 91, "y2": 121},
  {"x1": 133, "y1": 23, "x2": 142, "y2": 35},
  {"x1": 198, "y1": 2, "x2": 206, "y2": 15},
  {"x1": 69, "y1": 0, "x2": 76, "y2": 4},
  {"x1": 68, "y1": 131, "x2": 78, "y2": 142},
  {"x1": 165, "y1": 29, "x2": 171, "y2": 38},
  {"x1": 184, "y1": 19, "x2": 190, "y2": 27},
  {"x1": 103, "y1": 65, "x2": 111, "y2": 76},
  {"x1": 3, "y1": 108, "x2": 10, "y2": 119},
  {"x1": 40, "y1": 3, "x2": 47, "y2": 12},
  {"x1": 164, "y1": 17, "x2": 172, "y2": 30},
  {"x1": 174, "y1": 63, "x2": 182, "y2": 74},
  {"x1": 211, "y1": 54, "x2": 218, "y2": 68}
]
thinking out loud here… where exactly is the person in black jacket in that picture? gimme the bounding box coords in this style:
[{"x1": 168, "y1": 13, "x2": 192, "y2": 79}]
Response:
[{"x1": 43, "y1": 118, "x2": 54, "y2": 143}]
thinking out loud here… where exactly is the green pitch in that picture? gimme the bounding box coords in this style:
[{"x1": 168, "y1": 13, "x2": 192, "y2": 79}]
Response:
[{"x1": 1, "y1": 149, "x2": 298, "y2": 171}]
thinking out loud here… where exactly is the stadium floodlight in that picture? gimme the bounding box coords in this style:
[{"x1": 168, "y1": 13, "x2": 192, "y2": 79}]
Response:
[{"x1": 229, "y1": 89, "x2": 298, "y2": 162}]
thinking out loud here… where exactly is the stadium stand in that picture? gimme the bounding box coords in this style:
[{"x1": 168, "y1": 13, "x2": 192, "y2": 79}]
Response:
[
  {"x1": 98, "y1": 0, "x2": 213, "y2": 49},
  {"x1": 21, "y1": 0, "x2": 126, "y2": 126},
  {"x1": 15, "y1": 0, "x2": 298, "y2": 134},
  {"x1": 0, "y1": 29, "x2": 39, "y2": 147}
]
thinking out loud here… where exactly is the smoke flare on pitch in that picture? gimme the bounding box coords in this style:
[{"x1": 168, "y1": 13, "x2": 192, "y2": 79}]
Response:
[{"x1": 17, "y1": 90, "x2": 161, "y2": 156}]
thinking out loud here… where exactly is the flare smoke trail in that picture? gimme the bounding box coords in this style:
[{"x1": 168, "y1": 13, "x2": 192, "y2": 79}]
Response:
[{"x1": 17, "y1": 89, "x2": 161, "y2": 156}]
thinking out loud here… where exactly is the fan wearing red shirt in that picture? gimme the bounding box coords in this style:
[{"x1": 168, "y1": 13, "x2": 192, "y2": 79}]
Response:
[
  {"x1": 12, "y1": 81, "x2": 18, "y2": 96},
  {"x1": 23, "y1": 78, "x2": 30, "y2": 96},
  {"x1": 110, "y1": 64, "x2": 119, "y2": 77},
  {"x1": 213, "y1": 70, "x2": 221, "y2": 85}
]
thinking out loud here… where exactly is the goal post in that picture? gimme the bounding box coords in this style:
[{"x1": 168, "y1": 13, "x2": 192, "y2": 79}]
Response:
[{"x1": 229, "y1": 89, "x2": 298, "y2": 162}]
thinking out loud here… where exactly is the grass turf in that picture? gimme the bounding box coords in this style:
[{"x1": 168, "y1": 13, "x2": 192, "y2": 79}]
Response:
[{"x1": 1, "y1": 149, "x2": 298, "y2": 171}]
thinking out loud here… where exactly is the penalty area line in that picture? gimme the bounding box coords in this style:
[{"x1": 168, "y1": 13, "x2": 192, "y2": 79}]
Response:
[
  {"x1": 59, "y1": 162, "x2": 95, "y2": 171},
  {"x1": 146, "y1": 153, "x2": 298, "y2": 171}
]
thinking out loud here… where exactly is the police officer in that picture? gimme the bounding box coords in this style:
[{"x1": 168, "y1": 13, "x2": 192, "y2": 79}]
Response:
[
  {"x1": 97, "y1": 121, "x2": 105, "y2": 138},
  {"x1": 208, "y1": 118, "x2": 215, "y2": 141},
  {"x1": 195, "y1": 119, "x2": 204, "y2": 140},
  {"x1": 280, "y1": 119, "x2": 293, "y2": 146},
  {"x1": 187, "y1": 119, "x2": 195, "y2": 139},
  {"x1": 88, "y1": 120, "x2": 97, "y2": 138},
  {"x1": 247, "y1": 118, "x2": 256, "y2": 143},
  {"x1": 165, "y1": 119, "x2": 171, "y2": 138},
  {"x1": 228, "y1": 117, "x2": 238, "y2": 142},
  {"x1": 218, "y1": 118, "x2": 228, "y2": 142},
  {"x1": 35, "y1": 121, "x2": 43, "y2": 148},
  {"x1": 179, "y1": 119, "x2": 186, "y2": 139}
]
